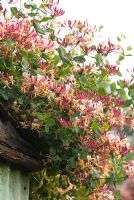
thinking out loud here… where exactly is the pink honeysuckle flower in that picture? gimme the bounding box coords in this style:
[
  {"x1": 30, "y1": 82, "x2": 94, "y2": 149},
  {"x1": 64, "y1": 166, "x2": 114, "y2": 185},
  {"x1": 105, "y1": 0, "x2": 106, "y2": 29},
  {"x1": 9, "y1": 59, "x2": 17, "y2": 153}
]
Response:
[
  {"x1": 0, "y1": 72, "x2": 4, "y2": 78},
  {"x1": 104, "y1": 132, "x2": 131, "y2": 156},
  {"x1": 108, "y1": 40, "x2": 121, "y2": 52},
  {"x1": 125, "y1": 160, "x2": 134, "y2": 178},
  {"x1": 105, "y1": 65, "x2": 119, "y2": 75},
  {"x1": 42, "y1": 38, "x2": 55, "y2": 52},
  {"x1": 23, "y1": 72, "x2": 30, "y2": 80},
  {"x1": 120, "y1": 144, "x2": 131, "y2": 156},
  {"x1": 31, "y1": 76, "x2": 37, "y2": 84},
  {"x1": 114, "y1": 97, "x2": 125, "y2": 106},
  {"x1": 0, "y1": 19, "x2": 48, "y2": 52},
  {"x1": 112, "y1": 108, "x2": 123, "y2": 117},
  {"x1": 101, "y1": 96, "x2": 111, "y2": 105},
  {"x1": 123, "y1": 79, "x2": 130, "y2": 87},
  {"x1": 100, "y1": 184, "x2": 110, "y2": 191},
  {"x1": 63, "y1": 19, "x2": 77, "y2": 29},
  {"x1": 75, "y1": 91, "x2": 92, "y2": 100},
  {"x1": 39, "y1": 60, "x2": 51, "y2": 69},
  {"x1": 63, "y1": 35, "x2": 78, "y2": 46},
  {"x1": 50, "y1": 81, "x2": 58, "y2": 90},
  {"x1": 50, "y1": 81, "x2": 65, "y2": 94},
  {"x1": 0, "y1": 5, "x2": 3, "y2": 11},
  {"x1": 125, "y1": 117, "x2": 134, "y2": 126},
  {"x1": 98, "y1": 185, "x2": 114, "y2": 200},
  {"x1": 65, "y1": 84, "x2": 71, "y2": 94},
  {"x1": 59, "y1": 118, "x2": 72, "y2": 128},
  {"x1": 85, "y1": 140, "x2": 99, "y2": 150},
  {"x1": 36, "y1": 74, "x2": 45, "y2": 84},
  {"x1": 97, "y1": 40, "x2": 121, "y2": 55},
  {"x1": 46, "y1": 5, "x2": 65, "y2": 17},
  {"x1": 48, "y1": 0, "x2": 59, "y2": 5},
  {"x1": 8, "y1": 0, "x2": 18, "y2": 3}
]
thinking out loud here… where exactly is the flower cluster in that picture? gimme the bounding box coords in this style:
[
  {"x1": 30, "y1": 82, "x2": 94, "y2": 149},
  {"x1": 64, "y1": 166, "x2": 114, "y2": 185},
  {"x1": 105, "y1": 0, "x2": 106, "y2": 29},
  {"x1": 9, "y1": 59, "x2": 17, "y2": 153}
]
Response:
[
  {"x1": 0, "y1": 0, "x2": 133, "y2": 199},
  {"x1": 0, "y1": 19, "x2": 47, "y2": 54},
  {"x1": 125, "y1": 161, "x2": 134, "y2": 179},
  {"x1": 98, "y1": 190, "x2": 114, "y2": 200},
  {"x1": 97, "y1": 40, "x2": 121, "y2": 55}
]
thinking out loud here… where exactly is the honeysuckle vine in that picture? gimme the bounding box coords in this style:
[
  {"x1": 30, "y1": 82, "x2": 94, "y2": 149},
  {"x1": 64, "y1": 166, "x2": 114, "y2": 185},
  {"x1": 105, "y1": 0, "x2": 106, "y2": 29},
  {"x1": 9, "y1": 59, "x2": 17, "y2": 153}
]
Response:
[{"x1": 0, "y1": 0, "x2": 134, "y2": 199}]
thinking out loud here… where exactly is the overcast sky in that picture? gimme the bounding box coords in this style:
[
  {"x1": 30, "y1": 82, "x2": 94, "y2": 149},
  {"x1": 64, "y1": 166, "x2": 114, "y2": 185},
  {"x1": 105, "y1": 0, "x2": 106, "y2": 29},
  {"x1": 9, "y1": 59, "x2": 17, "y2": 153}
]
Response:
[
  {"x1": 59, "y1": 0, "x2": 134, "y2": 39},
  {"x1": 59, "y1": 0, "x2": 134, "y2": 78},
  {"x1": 2, "y1": 0, "x2": 134, "y2": 78}
]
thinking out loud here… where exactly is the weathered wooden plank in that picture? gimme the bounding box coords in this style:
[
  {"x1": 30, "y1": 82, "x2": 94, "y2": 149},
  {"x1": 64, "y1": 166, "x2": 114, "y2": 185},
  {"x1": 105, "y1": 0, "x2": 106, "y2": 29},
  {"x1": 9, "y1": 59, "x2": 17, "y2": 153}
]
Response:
[
  {"x1": 0, "y1": 162, "x2": 30, "y2": 200},
  {"x1": 0, "y1": 120, "x2": 43, "y2": 171},
  {"x1": 0, "y1": 120, "x2": 40, "y2": 158},
  {"x1": 0, "y1": 144, "x2": 43, "y2": 171}
]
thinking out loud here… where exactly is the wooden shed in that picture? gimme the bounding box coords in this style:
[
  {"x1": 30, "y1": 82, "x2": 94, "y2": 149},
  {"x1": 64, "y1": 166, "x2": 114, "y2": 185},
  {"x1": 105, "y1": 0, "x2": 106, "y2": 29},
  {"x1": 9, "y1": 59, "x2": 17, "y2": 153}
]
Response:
[{"x1": 0, "y1": 108, "x2": 44, "y2": 200}]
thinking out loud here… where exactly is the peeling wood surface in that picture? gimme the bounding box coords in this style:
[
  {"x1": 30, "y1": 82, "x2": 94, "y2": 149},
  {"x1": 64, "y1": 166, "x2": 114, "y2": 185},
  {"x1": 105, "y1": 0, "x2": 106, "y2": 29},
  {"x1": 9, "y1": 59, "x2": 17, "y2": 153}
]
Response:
[{"x1": 0, "y1": 120, "x2": 43, "y2": 171}]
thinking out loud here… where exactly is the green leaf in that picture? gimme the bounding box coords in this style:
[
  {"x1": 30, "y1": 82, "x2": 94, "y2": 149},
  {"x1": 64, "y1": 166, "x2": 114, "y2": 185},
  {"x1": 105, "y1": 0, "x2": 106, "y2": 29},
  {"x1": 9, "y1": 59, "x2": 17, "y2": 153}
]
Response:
[
  {"x1": 98, "y1": 87, "x2": 106, "y2": 96},
  {"x1": 117, "y1": 36, "x2": 121, "y2": 42},
  {"x1": 33, "y1": 21, "x2": 46, "y2": 35},
  {"x1": 117, "y1": 71, "x2": 122, "y2": 77},
  {"x1": 39, "y1": 3, "x2": 47, "y2": 9},
  {"x1": 74, "y1": 56, "x2": 86, "y2": 63},
  {"x1": 124, "y1": 99, "x2": 133, "y2": 107},
  {"x1": 59, "y1": 132, "x2": 71, "y2": 145},
  {"x1": 105, "y1": 59, "x2": 110, "y2": 65},
  {"x1": 3, "y1": 39, "x2": 16, "y2": 48},
  {"x1": 103, "y1": 122, "x2": 110, "y2": 131},
  {"x1": 121, "y1": 34, "x2": 126, "y2": 39},
  {"x1": 115, "y1": 190, "x2": 121, "y2": 200},
  {"x1": 117, "y1": 80, "x2": 125, "y2": 88},
  {"x1": 0, "y1": 57, "x2": 6, "y2": 70},
  {"x1": 36, "y1": 112, "x2": 45, "y2": 121},
  {"x1": 10, "y1": 7, "x2": 24, "y2": 18},
  {"x1": 125, "y1": 54, "x2": 132, "y2": 56},
  {"x1": 111, "y1": 82, "x2": 117, "y2": 93},
  {"x1": 46, "y1": 28, "x2": 53, "y2": 33},
  {"x1": 76, "y1": 187, "x2": 90, "y2": 199},
  {"x1": 28, "y1": 13, "x2": 38, "y2": 17},
  {"x1": 91, "y1": 172, "x2": 100, "y2": 179},
  {"x1": 71, "y1": 126, "x2": 80, "y2": 134},
  {"x1": 118, "y1": 89, "x2": 128, "y2": 100},
  {"x1": 45, "y1": 125, "x2": 49, "y2": 133},
  {"x1": 57, "y1": 47, "x2": 72, "y2": 64},
  {"x1": 95, "y1": 53, "x2": 103, "y2": 66},
  {"x1": 36, "y1": 112, "x2": 52, "y2": 121},
  {"x1": 0, "y1": 87, "x2": 14, "y2": 100},
  {"x1": 91, "y1": 121, "x2": 99, "y2": 132},
  {"x1": 31, "y1": 4, "x2": 37, "y2": 10},
  {"x1": 24, "y1": 2, "x2": 30, "y2": 9},
  {"x1": 99, "y1": 25, "x2": 104, "y2": 32},
  {"x1": 46, "y1": 118, "x2": 55, "y2": 127},
  {"x1": 0, "y1": 88, "x2": 9, "y2": 100},
  {"x1": 127, "y1": 46, "x2": 133, "y2": 51},
  {"x1": 40, "y1": 17, "x2": 52, "y2": 22},
  {"x1": 69, "y1": 157, "x2": 77, "y2": 168},
  {"x1": 10, "y1": 7, "x2": 18, "y2": 16}
]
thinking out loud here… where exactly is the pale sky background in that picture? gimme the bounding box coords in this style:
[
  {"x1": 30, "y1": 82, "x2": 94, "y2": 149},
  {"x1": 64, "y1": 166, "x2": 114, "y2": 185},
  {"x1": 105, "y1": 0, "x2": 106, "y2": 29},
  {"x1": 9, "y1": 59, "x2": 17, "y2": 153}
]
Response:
[
  {"x1": 59, "y1": 0, "x2": 134, "y2": 79},
  {"x1": 59, "y1": 0, "x2": 134, "y2": 40},
  {"x1": 2, "y1": 0, "x2": 134, "y2": 78}
]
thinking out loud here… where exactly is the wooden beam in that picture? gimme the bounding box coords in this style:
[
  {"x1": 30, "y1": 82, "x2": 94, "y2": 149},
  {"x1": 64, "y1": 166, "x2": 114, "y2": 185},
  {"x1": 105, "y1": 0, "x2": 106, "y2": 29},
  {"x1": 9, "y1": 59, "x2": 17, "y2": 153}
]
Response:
[
  {"x1": 0, "y1": 144, "x2": 43, "y2": 171},
  {"x1": 0, "y1": 120, "x2": 43, "y2": 171}
]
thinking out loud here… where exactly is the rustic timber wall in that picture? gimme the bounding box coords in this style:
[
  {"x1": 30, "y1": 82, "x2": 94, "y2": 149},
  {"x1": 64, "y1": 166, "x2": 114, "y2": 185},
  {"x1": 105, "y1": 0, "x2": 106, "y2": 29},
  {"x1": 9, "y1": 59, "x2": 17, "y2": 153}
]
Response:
[
  {"x1": 0, "y1": 119, "x2": 43, "y2": 171},
  {"x1": 0, "y1": 111, "x2": 44, "y2": 200},
  {"x1": 0, "y1": 162, "x2": 30, "y2": 200}
]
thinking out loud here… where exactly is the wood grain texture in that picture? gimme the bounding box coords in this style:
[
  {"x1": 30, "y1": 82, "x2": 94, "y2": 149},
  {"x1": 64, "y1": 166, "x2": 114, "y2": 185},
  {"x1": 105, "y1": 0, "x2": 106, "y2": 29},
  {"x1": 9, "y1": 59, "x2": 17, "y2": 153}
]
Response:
[
  {"x1": 0, "y1": 162, "x2": 30, "y2": 200},
  {"x1": 0, "y1": 120, "x2": 43, "y2": 171}
]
